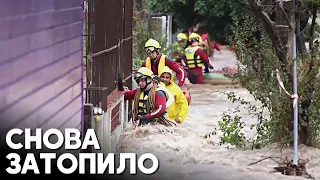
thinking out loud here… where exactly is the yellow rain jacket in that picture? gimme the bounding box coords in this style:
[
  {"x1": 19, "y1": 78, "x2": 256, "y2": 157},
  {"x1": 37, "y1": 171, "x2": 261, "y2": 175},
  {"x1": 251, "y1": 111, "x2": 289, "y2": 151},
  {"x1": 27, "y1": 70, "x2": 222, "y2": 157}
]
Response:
[{"x1": 159, "y1": 66, "x2": 189, "y2": 122}]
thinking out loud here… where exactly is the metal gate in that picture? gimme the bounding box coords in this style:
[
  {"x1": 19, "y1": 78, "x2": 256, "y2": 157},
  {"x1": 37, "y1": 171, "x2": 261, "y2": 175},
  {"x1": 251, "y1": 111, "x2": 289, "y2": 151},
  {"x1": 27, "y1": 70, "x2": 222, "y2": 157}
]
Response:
[{"x1": 84, "y1": 0, "x2": 133, "y2": 112}]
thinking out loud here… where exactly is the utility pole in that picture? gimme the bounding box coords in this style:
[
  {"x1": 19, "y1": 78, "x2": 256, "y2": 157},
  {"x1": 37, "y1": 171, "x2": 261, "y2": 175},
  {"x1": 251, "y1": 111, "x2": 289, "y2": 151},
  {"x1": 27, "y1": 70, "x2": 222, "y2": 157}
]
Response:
[
  {"x1": 292, "y1": 0, "x2": 299, "y2": 167},
  {"x1": 166, "y1": 15, "x2": 172, "y2": 50}
]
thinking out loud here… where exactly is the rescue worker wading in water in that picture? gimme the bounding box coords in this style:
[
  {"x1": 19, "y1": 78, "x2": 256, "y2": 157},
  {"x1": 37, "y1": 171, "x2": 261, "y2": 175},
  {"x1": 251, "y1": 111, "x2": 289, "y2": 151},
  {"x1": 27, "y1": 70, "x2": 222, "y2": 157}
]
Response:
[
  {"x1": 159, "y1": 66, "x2": 189, "y2": 124},
  {"x1": 123, "y1": 67, "x2": 176, "y2": 127},
  {"x1": 173, "y1": 33, "x2": 188, "y2": 67},
  {"x1": 142, "y1": 38, "x2": 187, "y2": 87},
  {"x1": 183, "y1": 33, "x2": 213, "y2": 84}
]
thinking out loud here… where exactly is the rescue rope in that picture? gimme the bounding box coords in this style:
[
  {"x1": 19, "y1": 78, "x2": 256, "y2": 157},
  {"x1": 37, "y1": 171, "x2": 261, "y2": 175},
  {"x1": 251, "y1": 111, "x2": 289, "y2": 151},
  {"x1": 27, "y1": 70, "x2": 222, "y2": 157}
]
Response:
[
  {"x1": 132, "y1": 86, "x2": 176, "y2": 127},
  {"x1": 276, "y1": 69, "x2": 298, "y2": 107}
]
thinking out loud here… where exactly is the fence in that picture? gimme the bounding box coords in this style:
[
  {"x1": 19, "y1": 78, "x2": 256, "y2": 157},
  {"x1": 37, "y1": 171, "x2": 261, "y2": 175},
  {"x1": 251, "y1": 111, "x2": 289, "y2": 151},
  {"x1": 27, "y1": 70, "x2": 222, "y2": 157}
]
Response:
[
  {"x1": 84, "y1": 0, "x2": 133, "y2": 112},
  {"x1": 83, "y1": 0, "x2": 133, "y2": 154}
]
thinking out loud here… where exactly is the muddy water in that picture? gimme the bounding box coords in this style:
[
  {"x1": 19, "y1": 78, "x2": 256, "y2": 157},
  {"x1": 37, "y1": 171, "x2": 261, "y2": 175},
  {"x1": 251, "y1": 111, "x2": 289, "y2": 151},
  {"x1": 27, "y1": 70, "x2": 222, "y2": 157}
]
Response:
[
  {"x1": 120, "y1": 50, "x2": 320, "y2": 179},
  {"x1": 118, "y1": 84, "x2": 320, "y2": 180}
]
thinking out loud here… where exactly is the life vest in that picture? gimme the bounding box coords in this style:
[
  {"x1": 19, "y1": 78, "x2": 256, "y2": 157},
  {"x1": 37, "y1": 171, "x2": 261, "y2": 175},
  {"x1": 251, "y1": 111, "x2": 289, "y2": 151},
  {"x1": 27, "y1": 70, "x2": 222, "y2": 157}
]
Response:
[
  {"x1": 137, "y1": 87, "x2": 172, "y2": 116},
  {"x1": 145, "y1": 55, "x2": 166, "y2": 75},
  {"x1": 184, "y1": 46, "x2": 204, "y2": 68}
]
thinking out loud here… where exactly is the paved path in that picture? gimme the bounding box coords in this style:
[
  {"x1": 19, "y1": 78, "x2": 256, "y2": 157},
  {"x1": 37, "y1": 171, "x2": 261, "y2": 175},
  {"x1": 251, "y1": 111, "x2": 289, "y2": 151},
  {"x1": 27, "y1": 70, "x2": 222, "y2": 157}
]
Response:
[{"x1": 210, "y1": 47, "x2": 240, "y2": 70}]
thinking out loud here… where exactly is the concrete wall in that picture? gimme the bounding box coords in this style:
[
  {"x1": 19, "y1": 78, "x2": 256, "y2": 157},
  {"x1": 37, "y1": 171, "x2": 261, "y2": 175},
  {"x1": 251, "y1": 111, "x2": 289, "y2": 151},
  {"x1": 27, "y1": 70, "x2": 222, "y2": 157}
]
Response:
[
  {"x1": 91, "y1": 93, "x2": 128, "y2": 154},
  {"x1": 0, "y1": 0, "x2": 84, "y2": 134}
]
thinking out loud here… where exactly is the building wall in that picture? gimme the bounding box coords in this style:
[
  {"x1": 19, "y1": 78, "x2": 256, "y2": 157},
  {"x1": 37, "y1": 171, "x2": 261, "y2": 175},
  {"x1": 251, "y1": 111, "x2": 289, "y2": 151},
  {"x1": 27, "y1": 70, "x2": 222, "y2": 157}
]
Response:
[{"x1": 0, "y1": 0, "x2": 84, "y2": 134}]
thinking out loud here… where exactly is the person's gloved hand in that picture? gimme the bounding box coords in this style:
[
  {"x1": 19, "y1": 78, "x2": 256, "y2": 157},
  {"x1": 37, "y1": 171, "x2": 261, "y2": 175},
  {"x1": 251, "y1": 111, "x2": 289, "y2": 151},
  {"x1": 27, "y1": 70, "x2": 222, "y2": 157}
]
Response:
[
  {"x1": 209, "y1": 64, "x2": 214, "y2": 69},
  {"x1": 184, "y1": 78, "x2": 191, "y2": 85},
  {"x1": 117, "y1": 74, "x2": 124, "y2": 91},
  {"x1": 137, "y1": 115, "x2": 147, "y2": 121}
]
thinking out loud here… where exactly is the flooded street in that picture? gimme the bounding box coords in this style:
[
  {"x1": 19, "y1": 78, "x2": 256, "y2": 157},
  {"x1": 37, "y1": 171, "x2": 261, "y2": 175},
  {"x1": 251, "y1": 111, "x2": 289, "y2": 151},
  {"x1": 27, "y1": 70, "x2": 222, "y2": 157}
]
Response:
[{"x1": 118, "y1": 49, "x2": 320, "y2": 180}]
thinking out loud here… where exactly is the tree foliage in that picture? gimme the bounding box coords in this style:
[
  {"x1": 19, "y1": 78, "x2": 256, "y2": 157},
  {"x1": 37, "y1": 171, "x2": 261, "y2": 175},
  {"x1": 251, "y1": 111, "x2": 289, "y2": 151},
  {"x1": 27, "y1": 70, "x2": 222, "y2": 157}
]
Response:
[
  {"x1": 227, "y1": 0, "x2": 320, "y2": 148},
  {"x1": 132, "y1": 0, "x2": 170, "y2": 69},
  {"x1": 148, "y1": 0, "x2": 244, "y2": 43},
  {"x1": 143, "y1": 0, "x2": 320, "y2": 148}
]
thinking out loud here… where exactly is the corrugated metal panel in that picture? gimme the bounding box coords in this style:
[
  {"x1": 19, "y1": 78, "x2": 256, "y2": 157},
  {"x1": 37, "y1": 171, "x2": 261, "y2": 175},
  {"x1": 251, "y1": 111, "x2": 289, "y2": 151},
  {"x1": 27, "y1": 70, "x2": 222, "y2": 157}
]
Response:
[
  {"x1": 85, "y1": 0, "x2": 133, "y2": 98},
  {"x1": 0, "y1": 0, "x2": 84, "y2": 133},
  {"x1": 84, "y1": 0, "x2": 133, "y2": 119}
]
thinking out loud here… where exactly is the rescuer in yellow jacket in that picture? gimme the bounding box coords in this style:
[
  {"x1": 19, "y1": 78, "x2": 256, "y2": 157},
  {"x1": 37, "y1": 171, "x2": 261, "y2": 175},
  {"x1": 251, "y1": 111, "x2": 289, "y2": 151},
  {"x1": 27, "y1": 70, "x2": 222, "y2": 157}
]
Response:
[{"x1": 159, "y1": 66, "x2": 189, "y2": 124}]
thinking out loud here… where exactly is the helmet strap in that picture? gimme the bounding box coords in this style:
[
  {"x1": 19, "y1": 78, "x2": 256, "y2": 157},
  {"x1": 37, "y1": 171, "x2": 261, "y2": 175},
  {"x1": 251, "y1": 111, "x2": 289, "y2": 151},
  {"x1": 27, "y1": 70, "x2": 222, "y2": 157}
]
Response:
[
  {"x1": 140, "y1": 78, "x2": 152, "y2": 91},
  {"x1": 150, "y1": 52, "x2": 159, "y2": 61}
]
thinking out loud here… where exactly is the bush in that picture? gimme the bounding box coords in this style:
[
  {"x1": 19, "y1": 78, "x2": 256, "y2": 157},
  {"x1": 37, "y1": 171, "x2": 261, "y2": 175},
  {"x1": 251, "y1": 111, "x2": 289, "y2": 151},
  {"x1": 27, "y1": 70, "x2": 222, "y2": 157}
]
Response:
[
  {"x1": 302, "y1": 22, "x2": 320, "y2": 41},
  {"x1": 217, "y1": 14, "x2": 320, "y2": 149},
  {"x1": 132, "y1": 10, "x2": 170, "y2": 69}
]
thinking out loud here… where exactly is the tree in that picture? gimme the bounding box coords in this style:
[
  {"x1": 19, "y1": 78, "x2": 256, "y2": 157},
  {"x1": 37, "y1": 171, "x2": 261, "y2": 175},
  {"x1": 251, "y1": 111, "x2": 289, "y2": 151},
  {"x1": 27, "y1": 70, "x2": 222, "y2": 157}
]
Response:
[
  {"x1": 148, "y1": 0, "x2": 243, "y2": 43},
  {"x1": 146, "y1": 0, "x2": 320, "y2": 147},
  {"x1": 234, "y1": 0, "x2": 320, "y2": 146}
]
